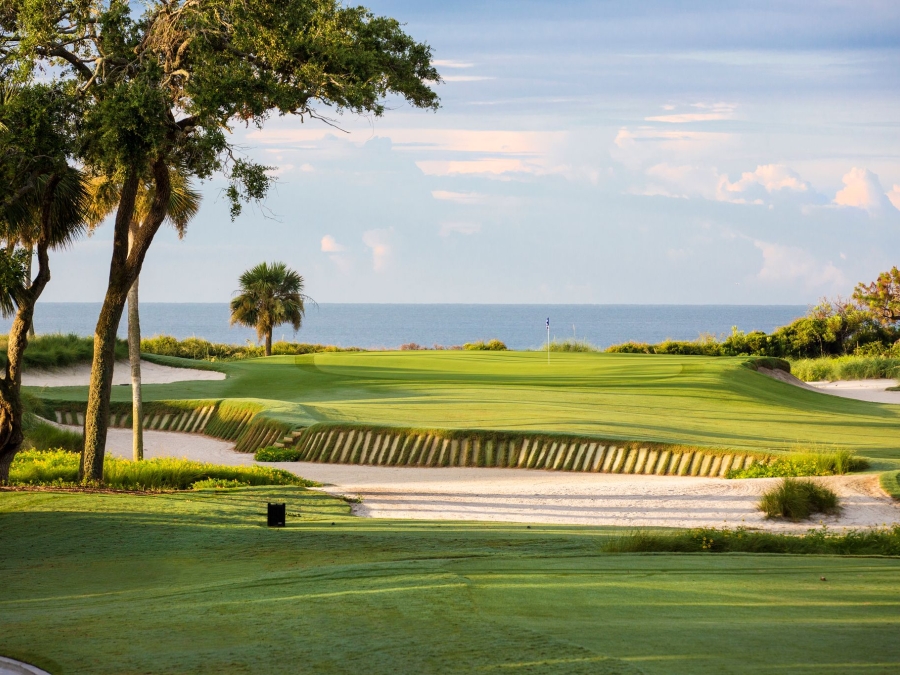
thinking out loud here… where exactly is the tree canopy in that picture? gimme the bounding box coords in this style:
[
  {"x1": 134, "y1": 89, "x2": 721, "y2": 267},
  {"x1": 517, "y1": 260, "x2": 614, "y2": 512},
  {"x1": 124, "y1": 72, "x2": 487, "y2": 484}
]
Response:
[{"x1": 854, "y1": 267, "x2": 900, "y2": 328}]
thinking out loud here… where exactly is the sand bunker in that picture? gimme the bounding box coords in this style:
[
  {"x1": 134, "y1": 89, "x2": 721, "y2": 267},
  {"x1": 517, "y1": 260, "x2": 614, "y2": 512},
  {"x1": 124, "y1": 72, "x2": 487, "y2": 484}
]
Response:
[
  {"x1": 87, "y1": 425, "x2": 900, "y2": 532},
  {"x1": 23, "y1": 360, "x2": 225, "y2": 388},
  {"x1": 758, "y1": 367, "x2": 900, "y2": 404}
]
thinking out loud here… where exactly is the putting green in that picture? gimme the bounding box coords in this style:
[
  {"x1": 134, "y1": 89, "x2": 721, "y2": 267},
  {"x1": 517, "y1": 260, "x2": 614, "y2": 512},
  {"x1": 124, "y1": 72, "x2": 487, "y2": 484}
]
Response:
[
  {"x1": 1, "y1": 488, "x2": 899, "y2": 674},
  {"x1": 34, "y1": 351, "x2": 900, "y2": 458}
]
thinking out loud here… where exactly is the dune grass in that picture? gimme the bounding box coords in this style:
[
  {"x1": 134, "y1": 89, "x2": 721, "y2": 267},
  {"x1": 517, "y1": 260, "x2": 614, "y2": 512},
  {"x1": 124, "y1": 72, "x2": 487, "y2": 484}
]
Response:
[
  {"x1": 0, "y1": 333, "x2": 127, "y2": 370},
  {"x1": 758, "y1": 478, "x2": 841, "y2": 521},
  {"x1": 727, "y1": 448, "x2": 867, "y2": 478},
  {"x1": 254, "y1": 445, "x2": 303, "y2": 462},
  {"x1": 2, "y1": 488, "x2": 899, "y2": 674},
  {"x1": 7, "y1": 450, "x2": 313, "y2": 490},
  {"x1": 790, "y1": 355, "x2": 900, "y2": 382}
]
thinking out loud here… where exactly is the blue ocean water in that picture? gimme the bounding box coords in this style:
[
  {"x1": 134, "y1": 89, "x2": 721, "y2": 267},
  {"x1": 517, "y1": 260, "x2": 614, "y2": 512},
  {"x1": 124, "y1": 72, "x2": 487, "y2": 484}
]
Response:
[{"x1": 3, "y1": 303, "x2": 808, "y2": 351}]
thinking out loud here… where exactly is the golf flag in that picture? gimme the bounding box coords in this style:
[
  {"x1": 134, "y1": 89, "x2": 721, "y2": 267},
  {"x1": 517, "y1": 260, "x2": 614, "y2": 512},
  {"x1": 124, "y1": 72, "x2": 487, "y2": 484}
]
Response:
[{"x1": 546, "y1": 318, "x2": 550, "y2": 330}]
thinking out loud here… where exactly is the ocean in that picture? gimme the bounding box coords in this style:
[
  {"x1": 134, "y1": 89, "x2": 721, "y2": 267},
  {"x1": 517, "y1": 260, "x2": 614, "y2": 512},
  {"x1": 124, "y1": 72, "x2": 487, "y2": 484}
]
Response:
[{"x1": 2, "y1": 303, "x2": 809, "y2": 351}]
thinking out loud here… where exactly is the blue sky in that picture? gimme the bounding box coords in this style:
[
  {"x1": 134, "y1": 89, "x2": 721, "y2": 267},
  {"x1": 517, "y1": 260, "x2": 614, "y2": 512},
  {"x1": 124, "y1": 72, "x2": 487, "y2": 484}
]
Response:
[{"x1": 47, "y1": 0, "x2": 900, "y2": 303}]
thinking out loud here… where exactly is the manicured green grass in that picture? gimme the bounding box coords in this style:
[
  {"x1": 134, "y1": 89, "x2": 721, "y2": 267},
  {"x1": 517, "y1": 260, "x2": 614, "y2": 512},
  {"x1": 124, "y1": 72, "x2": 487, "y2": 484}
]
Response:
[
  {"x1": 1, "y1": 489, "x2": 899, "y2": 674},
  {"x1": 33, "y1": 351, "x2": 900, "y2": 459}
]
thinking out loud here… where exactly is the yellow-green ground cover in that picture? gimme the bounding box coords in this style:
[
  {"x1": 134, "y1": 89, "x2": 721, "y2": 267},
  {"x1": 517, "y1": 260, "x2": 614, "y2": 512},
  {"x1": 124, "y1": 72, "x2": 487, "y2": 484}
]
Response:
[
  {"x1": 2, "y1": 488, "x2": 900, "y2": 674},
  {"x1": 33, "y1": 351, "x2": 900, "y2": 459}
]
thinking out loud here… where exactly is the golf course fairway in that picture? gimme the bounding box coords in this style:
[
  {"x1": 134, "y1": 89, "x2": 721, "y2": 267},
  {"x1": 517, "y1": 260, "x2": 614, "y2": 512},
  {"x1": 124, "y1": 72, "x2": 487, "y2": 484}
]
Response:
[
  {"x1": 2, "y1": 487, "x2": 899, "y2": 675},
  {"x1": 35, "y1": 351, "x2": 900, "y2": 458}
]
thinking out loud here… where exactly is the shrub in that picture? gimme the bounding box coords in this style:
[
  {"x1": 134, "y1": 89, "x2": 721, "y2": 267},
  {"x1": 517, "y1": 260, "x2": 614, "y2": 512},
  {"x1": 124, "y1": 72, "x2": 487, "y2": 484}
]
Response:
[
  {"x1": 758, "y1": 478, "x2": 841, "y2": 521},
  {"x1": 463, "y1": 339, "x2": 507, "y2": 351},
  {"x1": 191, "y1": 478, "x2": 250, "y2": 490},
  {"x1": 141, "y1": 335, "x2": 362, "y2": 361},
  {"x1": 727, "y1": 449, "x2": 867, "y2": 478},
  {"x1": 603, "y1": 525, "x2": 900, "y2": 555},
  {"x1": 255, "y1": 446, "x2": 302, "y2": 462},
  {"x1": 790, "y1": 356, "x2": 900, "y2": 382},
  {"x1": 547, "y1": 339, "x2": 599, "y2": 352},
  {"x1": 0, "y1": 333, "x2": 127, "y2": 370},
  {"x1": 7, "y1": 451, "x2": 317, "y2": 489}
]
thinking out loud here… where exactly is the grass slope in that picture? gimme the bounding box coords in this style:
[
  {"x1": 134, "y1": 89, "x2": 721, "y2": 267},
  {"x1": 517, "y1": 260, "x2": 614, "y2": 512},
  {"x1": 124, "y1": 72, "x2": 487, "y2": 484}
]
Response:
[
  {"x1": 1, "y1": 489, "x2": 899, "y2": 674},
  {"x1": 33, "y1": 351, "x2": 900, "y2": 458}
]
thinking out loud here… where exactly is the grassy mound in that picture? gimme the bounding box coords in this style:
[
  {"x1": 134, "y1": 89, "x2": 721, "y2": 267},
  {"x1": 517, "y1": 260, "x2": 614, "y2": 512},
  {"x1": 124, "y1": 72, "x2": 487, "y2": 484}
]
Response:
[
  {"x1": 8, "y1": 450, "x2": 315, "y2": 490},
  {"x1": 790, "y1": 355, "x2": 900, "y2": 382},
  {"x1": 141, "y1": 334, "x2": 361, "y2": 361},
  {"x1": 758, "y1": 478, "x2": 841, "y2": 521},
  {"x1": 0, "y1": 333, "x2": 127, "y2": 370},
  {"x1": 34, "y1": 351, "x2": 900, "y2": 459},
  {"x1": 880, "y1": 470, "x2": 900, "y2": 500}
]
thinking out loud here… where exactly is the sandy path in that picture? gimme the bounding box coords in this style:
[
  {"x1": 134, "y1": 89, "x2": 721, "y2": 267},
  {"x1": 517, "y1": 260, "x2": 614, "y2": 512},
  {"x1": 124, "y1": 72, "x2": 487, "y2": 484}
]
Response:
[
  {"x1": 87, "y1": 426, "x2": 900, "y2": 532},
  {"x1": 23, "y1": 360, "x2": 225, "y2": 387}
]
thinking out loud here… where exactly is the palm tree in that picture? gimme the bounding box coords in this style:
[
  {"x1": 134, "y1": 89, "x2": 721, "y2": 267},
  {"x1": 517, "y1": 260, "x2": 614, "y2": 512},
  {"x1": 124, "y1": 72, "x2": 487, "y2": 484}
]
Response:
[
  {"x1": 230, "y1": 262, "x2": 313, "y2": 356},
  {"x1": 85, "y1": 168, "x2": 200, "y2": 460}
]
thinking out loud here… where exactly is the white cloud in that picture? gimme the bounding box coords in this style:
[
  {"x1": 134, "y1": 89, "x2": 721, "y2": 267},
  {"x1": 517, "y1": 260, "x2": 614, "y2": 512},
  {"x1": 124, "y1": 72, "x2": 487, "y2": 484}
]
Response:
[
  {"x1": 431, "y1": 190, "x2": 486, "y2": 204},
  {"x1": 644, "y1": 163, "x2": 720, "y2": 199},
  {"x1": 443, "y1": 75, "x2": 495, "y2": 82},
  {"x1": 611, "y1": 128, "x2": 734, "y2": 170},
  {"x1": 753, "y1": 240, "x2": 845, "y2": 290},
  {"x1": 320, "y1": 235, "x2": 344, "y2": 253},
  {"x1": 833, "y1": 168, "x2": 894, "y2": 214},
  {"x1": 721, "y1": 164, "x2": 810, "y2": 195},
  {"x1": 889, "y1": 185, "x2": 900, "y2": 211},
  {"x1": 439, "y1": 222, "x2": 481, "y2": 237},
  {"x1": 645, "y1": 102, "x2": 735, "y2": 124},
  {"x1": 433, "y1": 59, "x2": 474, "y2": 68},
  {"x1": 362, "y1": 229, "x2": 392, "y2": 271}
]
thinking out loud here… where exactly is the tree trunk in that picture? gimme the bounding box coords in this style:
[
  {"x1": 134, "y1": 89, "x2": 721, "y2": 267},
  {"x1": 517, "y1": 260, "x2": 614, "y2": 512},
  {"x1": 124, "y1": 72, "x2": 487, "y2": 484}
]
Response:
[
  {"x1": 81, "y1": 161, "x2": 171, "y2": 482},
  {"x1": 265, "y1": 329, "x2": 272, "y2": 357},
  {"x1": 25, "y1": 244, "x2": 34, "y2": 338},
  {"x1": 127, "y1": 275, "x2": 143, "y2": 461},
  {"x1": 0, "y1": 180, "x2": 57, "y2": 483}
]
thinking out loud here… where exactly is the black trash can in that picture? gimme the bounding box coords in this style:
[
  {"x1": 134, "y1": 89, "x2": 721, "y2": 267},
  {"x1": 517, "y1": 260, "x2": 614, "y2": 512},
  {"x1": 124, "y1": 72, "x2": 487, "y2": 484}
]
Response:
[{"x1": 267, "y1": 502, "x2": 286, "y2": 527}]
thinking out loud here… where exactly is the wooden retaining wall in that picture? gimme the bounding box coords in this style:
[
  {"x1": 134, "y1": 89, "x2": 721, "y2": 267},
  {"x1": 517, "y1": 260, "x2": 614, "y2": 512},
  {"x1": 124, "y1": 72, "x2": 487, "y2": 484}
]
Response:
[{"x1": 286, "y1": 425, "x2": 770, "y2": 477}]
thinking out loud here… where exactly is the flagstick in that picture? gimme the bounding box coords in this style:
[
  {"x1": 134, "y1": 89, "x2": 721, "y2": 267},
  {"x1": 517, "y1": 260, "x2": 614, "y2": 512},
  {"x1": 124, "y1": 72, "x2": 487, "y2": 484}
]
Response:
[{"x1": 546, "y1": 319, "x2": 550, "y2": 364}]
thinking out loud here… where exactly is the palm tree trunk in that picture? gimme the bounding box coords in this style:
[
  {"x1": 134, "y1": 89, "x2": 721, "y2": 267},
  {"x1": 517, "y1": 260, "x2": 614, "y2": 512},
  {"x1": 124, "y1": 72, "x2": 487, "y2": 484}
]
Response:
[
  {"x1": 265, "y1": 328, "x2": 272, "y2": 357},
  {"x1": 127, "y1": 275, "x2": 143, "y2": 461},
  {"x1": 0, "y1": 178, "x2": 58, "y2": 482},
  {"x1": 81, "y1": 161, "x2": 171, "y2": 482},
  {"x1": 25, "y1": 243, "x2": 34, "y2": 338}
]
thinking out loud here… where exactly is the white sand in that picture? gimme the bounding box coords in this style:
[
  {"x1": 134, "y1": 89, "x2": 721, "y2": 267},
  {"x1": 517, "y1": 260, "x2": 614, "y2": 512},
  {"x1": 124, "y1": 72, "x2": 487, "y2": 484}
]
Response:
[
  {"x1": 0, "y1": 656, "x2": 51, "y2": 675},
  {"x1": 759, "y1": 367, "x2": 900, "y2": 404},
  {"x1": 23, "y1": 360, "x2": 225, "y2": 387},
  {"x1": 86, "y1": 425, "x2": 900, "y2": 532}
]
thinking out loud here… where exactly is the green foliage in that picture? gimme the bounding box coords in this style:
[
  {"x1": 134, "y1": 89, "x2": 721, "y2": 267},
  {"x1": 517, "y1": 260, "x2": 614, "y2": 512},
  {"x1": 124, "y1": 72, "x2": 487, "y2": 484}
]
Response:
[
  {"x1": 606, "y1": 298, "x2": 900, "y2": 361},
  {"x1": 758, "y1": 478, "x2": 841, "y2": 521},
  {"x1": 603, "y1": 525, "x2": 900, "y2": 555},
  {"x1": 728, "y1": 449, "x2": 866, "y2": 478},
  {"x1": 546, "y1": 338, "x2": 599, "y2": 352},
  {"x1": 22, "y1": 416, "x2": 82, "y2": 453},
  {"x1": 463, "y1": 339, "x2": 507, "y2": 351},
  {"x1": 140, "y1": 335, "x2": 359, "y2": 361},
  {"x1": 8, "y1": 451, "x2": 316, "y2": 490},
  {"x1": 879, "y1": 470, "x2": 900, "y2": 500},
  {"x1": 0, "y1": 333, "x2": 127, "y2": 370},
  {"x1": 854, "y1": 266, "x2": 900, "y2": 326},
  {"x1": 790, "y1": 355, "x2": 900, "y2": 382},
  {"x1": 255, "y1": 446, "x2": 302, "y2": 462},
  {"x1": 0, "y1": 247, "x2": 29, "y2": 317}
]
